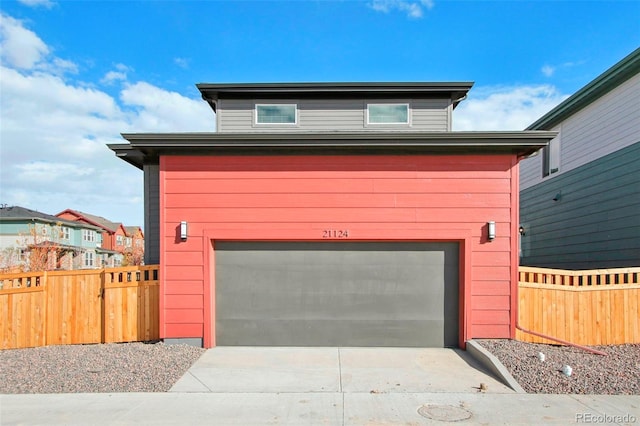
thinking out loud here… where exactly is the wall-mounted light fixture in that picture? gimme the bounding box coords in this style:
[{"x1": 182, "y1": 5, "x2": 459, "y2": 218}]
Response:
[
  {"x1": 487, "y1": 221, "x2": 496, "y2": 241},
  {"x1": 519, "y1": 225, "x2": 526, "y2": 236},
  {"x1": 552, "y1": 192, "x2": 562, "y2": 202},
  {"x1": 180, "y1": 221, "x2": 188, "y2": 241}
]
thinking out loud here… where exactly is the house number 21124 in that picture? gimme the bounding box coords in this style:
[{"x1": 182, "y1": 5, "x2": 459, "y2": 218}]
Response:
[{"x1": 322, "y1": 229, "x2": 350, "y2": 238}]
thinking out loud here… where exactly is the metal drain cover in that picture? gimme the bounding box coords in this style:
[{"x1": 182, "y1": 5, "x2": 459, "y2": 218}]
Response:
[{"x1": 417, "y1": 404, "x2": 472, "y2": 422}]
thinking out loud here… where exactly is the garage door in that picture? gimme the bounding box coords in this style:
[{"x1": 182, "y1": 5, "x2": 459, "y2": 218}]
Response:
[{"x1": 215, "y1": 241, "x2": 459, "y2": 347}]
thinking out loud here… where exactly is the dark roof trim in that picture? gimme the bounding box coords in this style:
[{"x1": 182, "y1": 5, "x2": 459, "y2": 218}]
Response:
[
  {"x1": 197, "y1": 82, "x2": 474, "y2": 112},
  {"x1": 109, "y1": 143, "x2": 147, "y2": 169},
  {"x1": 0, "y1": 207, "x2": 102, "y2": 231},
  {"x1": 197, "y1": 81, "x2": 474, "y2": 93},
  {"x1": 527, "y1": 48, "x2": 640, "y2": 130},
  {"x1": 111, "y1": 131, "x2": 556, "y2": 169}
]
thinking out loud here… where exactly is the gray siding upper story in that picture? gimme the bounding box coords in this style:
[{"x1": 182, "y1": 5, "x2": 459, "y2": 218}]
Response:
[
  {"x1": 216, "y1": 97, "x2": 452, "y2": 132},
  {"x1": 520, "y1": 72, "x2": 640, "y2": 190}
]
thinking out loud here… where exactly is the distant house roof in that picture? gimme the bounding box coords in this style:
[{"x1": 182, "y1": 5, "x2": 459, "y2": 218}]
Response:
[
  {"x1": 0, "y1": 206, "x2": 101, "y2": 231},
  {"x1": 527, "y1": 47, "x2": 640, "y2": 130},
  {"x1": 197, "y1": 82, "x2": 474, "y2": 113},
  {"x1": 57, "y1": 209, "x2": 124, "y2": 233},
  {"x1": 125, "y1": 226, "x2": 143, "y2": 237},
  {"x1": 57, "y1": 209, "x2": 142, "y2": 235}
]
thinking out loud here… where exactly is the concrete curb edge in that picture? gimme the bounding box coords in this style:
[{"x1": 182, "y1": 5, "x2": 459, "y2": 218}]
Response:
[{"x1": 466, "y1": 339, "x2": 527, "y2": 394}]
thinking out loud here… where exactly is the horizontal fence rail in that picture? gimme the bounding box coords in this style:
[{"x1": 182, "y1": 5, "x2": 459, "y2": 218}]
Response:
[
  {"x1": 0, "y1": 266, "x2": 159, "y2": 350},
  {"x1": 517, "y1": 266, "x2": 640, "y2": 346},
  {"x1": 519, "y1": 266, "x2": 640, "y2": 287}
]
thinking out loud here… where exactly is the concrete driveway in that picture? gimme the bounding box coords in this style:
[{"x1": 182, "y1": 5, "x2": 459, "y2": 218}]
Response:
[{"x1": 170, "y1": 347, "x2": 515, "y2": 394}]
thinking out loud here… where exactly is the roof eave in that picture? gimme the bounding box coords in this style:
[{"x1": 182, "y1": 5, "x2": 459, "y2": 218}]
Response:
[
  {"x1": 113, "y1": 131, "x2": 556, "y2": 169},
  {"x1": 197, "y1": 82, "x2": 474, "y2": 113}
]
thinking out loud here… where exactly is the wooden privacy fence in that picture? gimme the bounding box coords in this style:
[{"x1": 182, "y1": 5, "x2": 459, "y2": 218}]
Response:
[
  {"x1": 516, "y1": 266, "x2": 640, "y2": 346},
  {"x1": 0, "y1": 266, "x2": 159, "y2": 350}
]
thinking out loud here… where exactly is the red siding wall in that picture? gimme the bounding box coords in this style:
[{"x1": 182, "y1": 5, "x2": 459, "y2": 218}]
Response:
[{"x1": 160, "y1": 154, "x2": 519, "y2": 347}]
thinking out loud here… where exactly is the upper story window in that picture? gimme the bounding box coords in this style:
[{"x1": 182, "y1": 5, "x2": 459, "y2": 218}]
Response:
[
  {"x1": 116, "y1": 235, "x2": 124, "y2": 246},
  {"x1": 367, "y1": 103, "x2": 409, "y2": 124},
  {"x1": 255, "y1": 104, "x2": 297, "y2": 125},
  {"x1": 82, "y1": 229, "x2": 96, "y2": 242},
  {"x1": 60, "y1": 227, "x2": 71, "y2": 240},
  {"x1": 125, "y1": 237, "x2": 132, "y2": 248}
]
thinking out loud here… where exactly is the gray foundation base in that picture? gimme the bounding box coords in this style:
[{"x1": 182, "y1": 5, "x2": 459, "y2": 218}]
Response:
[
  {"x1": 466, "y1": 339, "x2": 526, "y2": 393},
  {"x1": 163, "y1": 338, "x2": 203, "y2": 347}
]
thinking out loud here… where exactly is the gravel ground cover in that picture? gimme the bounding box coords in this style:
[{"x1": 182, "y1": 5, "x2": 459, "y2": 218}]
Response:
[
  {"x1": 1, "y1": 340, "x2": 638, "y2": 394},
  {"x1": 477, "y1": 339, "x2": 640, "y2": 395},
  {"x1": 0, "y1": 341, "x2": 205, "y2": 394}
]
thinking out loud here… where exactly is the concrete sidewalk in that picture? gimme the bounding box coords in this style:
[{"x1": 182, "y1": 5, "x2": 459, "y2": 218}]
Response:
[
  {"x1": 2, "y1": 391, "x2": 639, "y2": 425},
  {"x1": 1, "y1": 347, "x2": 639, "y2": 425}
]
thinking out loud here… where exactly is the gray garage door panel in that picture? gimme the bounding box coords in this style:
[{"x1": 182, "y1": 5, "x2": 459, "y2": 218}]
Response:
[{"x1": 215, "y1": 241, "x2": 459, "y2": 347}]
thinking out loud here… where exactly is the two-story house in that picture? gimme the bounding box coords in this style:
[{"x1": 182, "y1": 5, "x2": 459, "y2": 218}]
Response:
[
  {"x1": 519, "y1": 48, "x2": 639, "y2": 269},
  {"x1": 0, "y1": 205, "x2": 104, "y2": 271},
  {"x1": 56, "y1": 209, "x2": 146, "y2": 266},
  {"x1": 109, "y1": 82, "x2": 555, "y2": 348}
]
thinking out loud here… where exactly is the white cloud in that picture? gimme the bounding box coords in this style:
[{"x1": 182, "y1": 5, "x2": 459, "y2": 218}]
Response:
[
  {"x1": 541, "y1": 60, "x2": 584, "y2": 78},
  {"x1": 174, "y1": 57, "x2": 189, "y2": 69},
  {"x1": 453, "y1": 85, "x2": 569, "y2": 131},
  {"x1": 0, "y1": 14, "x2": 49, "y2": 69},
  {"x1": 0, "y1": 13, "x2": 215, "y2": 227},
  {"x1": 17, "y1": 0, "x2": 55, "y2": 9},
  {"x1": 120, "y1": 81, "x2": 215, "y2": 132},
  {"x1": 541, "y1": 65, "x2": 555, "y2": 77},
  {"x1": 16, "y1": 162, "x2": 94, "y2": 182},
  {"x1": 369, "y1": 0, "x2": 434, "y2": 18},
  {"x1": 101, "y1": 70, "x2": 128, "y2": 85},
  {"x1": 101, "y1": 63, "x2": 131, "y2": 84}
]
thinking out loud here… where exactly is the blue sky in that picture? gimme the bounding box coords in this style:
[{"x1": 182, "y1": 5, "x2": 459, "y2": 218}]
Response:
[{"x1": 1, "y1": 0, "x2": 638, "y2": 228}]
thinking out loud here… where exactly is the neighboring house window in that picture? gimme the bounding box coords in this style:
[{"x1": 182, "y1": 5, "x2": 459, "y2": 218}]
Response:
[
  {"x1": 84, "y1": 252, "x2": 94, "y2": 267},
  {"x1": 60, "y1": 227, "x2": 71, "y2": 240},
  {"x1": 256, "y1": 104, "x2": 297, "y2": 124},
  {"x1": 83, "y1": 230, "x2": 96, "y2": 242},
  {"x1": 125, "y1": 237, "x2": 132, "y2": 248},
  {"x1": 40, "y1": 226, "x2": 51, "y2": 241},
  {"x1": 116, "y1": 235, "x2": 124, "y2": 246},
  {"x1": 543, "y1": 133, "x2": 561, "y2": 177},
  {"x1": 367, "y1": 103, "x2": 409, "y2": 124}
]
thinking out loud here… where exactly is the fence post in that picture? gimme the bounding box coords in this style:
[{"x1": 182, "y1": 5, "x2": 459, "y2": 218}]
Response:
[
  {"x1": 42, "y1": 270, "x2": 49, "y2": 346},
  {"x1": 100, "y1": 268, "x2": 106, "y2": 344}
]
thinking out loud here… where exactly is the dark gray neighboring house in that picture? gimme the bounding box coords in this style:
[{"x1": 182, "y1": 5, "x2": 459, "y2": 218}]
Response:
[{"x1": 519, "y1": 48, "x2": 640, "y2": 269}]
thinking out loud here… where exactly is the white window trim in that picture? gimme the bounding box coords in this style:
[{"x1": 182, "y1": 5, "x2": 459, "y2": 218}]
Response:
[
  {"x1": 83, "y1": 229, "x2": 96, "y2": 242},
  {"x1": 84, "y1": 251, "x2": 95, "y2": 268},
  {"x1": 366, "y1": 103, "x2": 410, "y2": 125},
  {"x1": 543, "y1": 131, "x2": 561, "y2": 177},
  {"x1": 254, "y1": 103, "x2": 298, "y2": 126}
]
